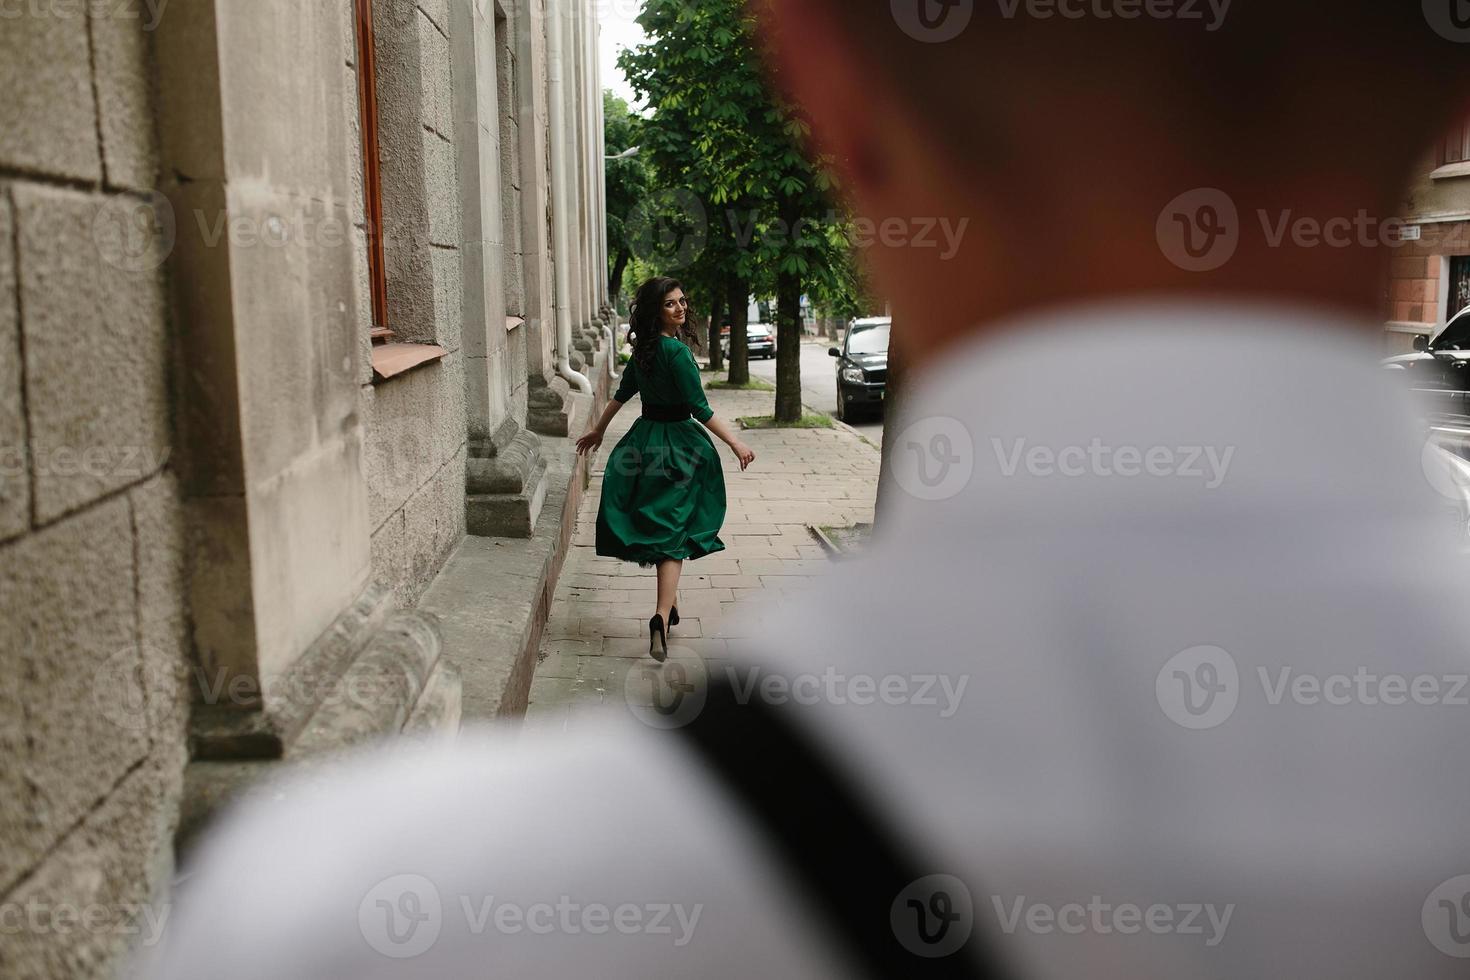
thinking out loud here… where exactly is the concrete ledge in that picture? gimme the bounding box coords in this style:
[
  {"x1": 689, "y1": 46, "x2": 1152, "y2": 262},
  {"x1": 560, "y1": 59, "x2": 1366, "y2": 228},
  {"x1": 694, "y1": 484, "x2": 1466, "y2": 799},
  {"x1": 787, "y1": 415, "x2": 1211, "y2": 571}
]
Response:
[{"x1": 421, "y1": 346, "x2": 610, "y2": 720}]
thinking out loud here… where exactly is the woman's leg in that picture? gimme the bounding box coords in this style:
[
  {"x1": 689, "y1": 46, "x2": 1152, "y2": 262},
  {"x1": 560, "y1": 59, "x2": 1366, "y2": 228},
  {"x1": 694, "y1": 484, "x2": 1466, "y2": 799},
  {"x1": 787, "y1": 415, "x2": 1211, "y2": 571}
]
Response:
[{"x1": 655, "y1": 558, "x2": 682, "y2": 622}]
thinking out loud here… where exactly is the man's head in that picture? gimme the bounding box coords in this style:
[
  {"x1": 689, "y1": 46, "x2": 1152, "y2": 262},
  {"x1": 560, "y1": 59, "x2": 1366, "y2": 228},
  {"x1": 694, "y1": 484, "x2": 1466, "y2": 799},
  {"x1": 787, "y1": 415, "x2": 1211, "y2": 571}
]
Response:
[{"x1": 753, "y1": 1, "x2": 1470, "y2": 369}]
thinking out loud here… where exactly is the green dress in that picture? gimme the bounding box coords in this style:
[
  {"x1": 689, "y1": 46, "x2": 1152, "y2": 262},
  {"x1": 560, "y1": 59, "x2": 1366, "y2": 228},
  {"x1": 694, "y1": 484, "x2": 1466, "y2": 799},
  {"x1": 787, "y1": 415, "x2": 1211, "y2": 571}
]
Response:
[{"x1": 596, "y1": 336, "x2": 727, "y2": 566}]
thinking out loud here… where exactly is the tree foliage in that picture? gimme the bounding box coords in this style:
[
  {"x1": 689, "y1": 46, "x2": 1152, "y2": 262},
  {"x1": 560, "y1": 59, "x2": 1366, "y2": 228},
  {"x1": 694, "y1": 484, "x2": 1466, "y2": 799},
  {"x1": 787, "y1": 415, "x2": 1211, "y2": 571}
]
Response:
[
  {"x1": 619, "y1": 0, "x2": 865, "y2": 417},
  {"x1": 604, "y1": 90, "x2": 651, "y2": 311}
]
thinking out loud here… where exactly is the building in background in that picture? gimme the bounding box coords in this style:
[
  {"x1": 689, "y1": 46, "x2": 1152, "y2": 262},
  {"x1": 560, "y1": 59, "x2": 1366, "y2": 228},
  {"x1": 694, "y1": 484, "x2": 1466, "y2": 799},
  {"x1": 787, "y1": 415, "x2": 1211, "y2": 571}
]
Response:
[
  {"x1": 0, "y1": 2, "x2": 613, "y2": 976},
  {"x1": 1383, "y1": 113, "x2": 1470, "y2": 351}
]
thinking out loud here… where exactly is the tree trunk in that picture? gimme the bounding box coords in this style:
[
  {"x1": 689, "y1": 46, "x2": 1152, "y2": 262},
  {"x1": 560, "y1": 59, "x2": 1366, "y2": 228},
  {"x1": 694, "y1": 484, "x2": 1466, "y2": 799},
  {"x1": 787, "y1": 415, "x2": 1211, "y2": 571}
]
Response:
[
  {"x1": 706, "y1": 280, "x2": 725, "y2": 371},
  {"x1": 609, "y1": 248, "x2": 630, "y2": 313},
  {"x1": 772, "y1": 197, "x2": 801, "y2": 420},
  {"x1": 726, "y1": 277, "x2": 749, "y2": 387},
  {"x1": 775, "y1": 268, "x2": 802, "y2": 422}
]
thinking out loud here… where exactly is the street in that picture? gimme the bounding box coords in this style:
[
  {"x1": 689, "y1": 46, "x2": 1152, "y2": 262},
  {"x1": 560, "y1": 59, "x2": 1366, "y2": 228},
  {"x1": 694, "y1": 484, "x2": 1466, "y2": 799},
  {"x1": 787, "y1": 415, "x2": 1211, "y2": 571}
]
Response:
[{"x1": 747, "y1": 338, "x2": 886, "y2": 445}]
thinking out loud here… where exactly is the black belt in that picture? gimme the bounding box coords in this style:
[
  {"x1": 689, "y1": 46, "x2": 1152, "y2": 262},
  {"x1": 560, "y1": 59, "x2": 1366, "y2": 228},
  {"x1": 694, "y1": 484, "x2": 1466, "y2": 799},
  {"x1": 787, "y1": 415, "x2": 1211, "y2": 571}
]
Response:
[
  {"x1": 677, "y1": 672, "x2": 1006, "y2": 979},
  {"x1": 641, "y1": 404, "x2": 693, "y2": 422}
]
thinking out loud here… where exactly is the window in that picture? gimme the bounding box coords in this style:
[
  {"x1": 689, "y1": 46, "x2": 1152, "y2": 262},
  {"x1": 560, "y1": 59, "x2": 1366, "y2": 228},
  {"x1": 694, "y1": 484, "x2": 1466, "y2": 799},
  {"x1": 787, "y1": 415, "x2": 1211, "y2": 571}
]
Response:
[
  {"x1": 847, "y1": 323, "x2": 891, "y2": 356},
  {"x1": 353, "y1": 0, "x2": 390, "y2": 341},
  {"x1": 353, "y1": 0, "x2": 446, "y2": 380},
  {"x1": 1451, "y1": 256, "x2": 1470, "y2": 321}
]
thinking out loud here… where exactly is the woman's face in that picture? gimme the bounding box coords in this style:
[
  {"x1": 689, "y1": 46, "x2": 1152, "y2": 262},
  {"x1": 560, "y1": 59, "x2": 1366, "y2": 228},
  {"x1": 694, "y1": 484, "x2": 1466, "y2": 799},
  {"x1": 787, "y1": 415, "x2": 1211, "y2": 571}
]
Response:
[{"x1": 659, "y1": 289, "x2": 688, "y2": 331}]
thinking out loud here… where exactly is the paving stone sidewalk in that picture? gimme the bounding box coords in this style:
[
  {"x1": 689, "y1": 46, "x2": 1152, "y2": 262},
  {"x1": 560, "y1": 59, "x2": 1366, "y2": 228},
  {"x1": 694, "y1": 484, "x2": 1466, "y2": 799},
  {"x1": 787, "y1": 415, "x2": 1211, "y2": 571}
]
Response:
[{"x1": 522, "y1": 381, "x2": 880, "y2": 734}]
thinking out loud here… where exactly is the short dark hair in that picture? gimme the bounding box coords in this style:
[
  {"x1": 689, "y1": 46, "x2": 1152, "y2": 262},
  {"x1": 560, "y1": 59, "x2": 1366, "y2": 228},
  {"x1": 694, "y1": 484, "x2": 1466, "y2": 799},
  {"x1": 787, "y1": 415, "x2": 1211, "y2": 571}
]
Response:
[{"x1": 772, "y1": 2, "x2": 1469, "y2": 188}]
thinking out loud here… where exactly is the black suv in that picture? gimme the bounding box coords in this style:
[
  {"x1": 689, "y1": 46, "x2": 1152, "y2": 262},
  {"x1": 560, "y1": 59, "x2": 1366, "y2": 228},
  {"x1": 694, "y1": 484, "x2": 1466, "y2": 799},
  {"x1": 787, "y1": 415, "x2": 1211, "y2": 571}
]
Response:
[
  {"x1": 1383, "y1": 306, "x2": 1470, "y2": 541},
  {"x1": 829, "y1": 317, "x2": 890, "y2": 422},
  {"x1": 1382, "y1": 306, "x2": 1470, "y2": 422}
]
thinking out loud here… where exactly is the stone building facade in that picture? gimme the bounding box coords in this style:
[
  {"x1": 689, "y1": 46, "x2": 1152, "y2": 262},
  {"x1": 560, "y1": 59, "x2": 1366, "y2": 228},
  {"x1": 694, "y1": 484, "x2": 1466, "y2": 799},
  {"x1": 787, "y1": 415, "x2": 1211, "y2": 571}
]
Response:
[
  {"x1": 0, "y1": 2, "x2": 613, "y2": 977},
  {"x1": 1382, "y1": 113, "x2": 1470, "y2": 352}
]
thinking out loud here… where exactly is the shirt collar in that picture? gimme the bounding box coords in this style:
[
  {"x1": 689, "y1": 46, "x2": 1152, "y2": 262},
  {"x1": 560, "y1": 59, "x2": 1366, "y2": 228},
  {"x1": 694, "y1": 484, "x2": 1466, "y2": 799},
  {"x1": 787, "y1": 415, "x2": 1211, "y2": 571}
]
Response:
[{"x1": 879, "y1": 298, "x2": 1441, "y2": 541}]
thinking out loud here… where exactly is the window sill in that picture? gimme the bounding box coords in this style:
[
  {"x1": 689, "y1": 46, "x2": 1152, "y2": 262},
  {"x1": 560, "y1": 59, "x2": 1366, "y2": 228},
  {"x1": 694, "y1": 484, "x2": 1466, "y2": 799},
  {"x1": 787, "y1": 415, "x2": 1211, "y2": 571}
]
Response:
[
  {"x1": 371, "y1": 342, "x2": 448, "y2": 383},
  {"x1": 1430, "y1": 162, "x2": 1470, "y2": 181}
]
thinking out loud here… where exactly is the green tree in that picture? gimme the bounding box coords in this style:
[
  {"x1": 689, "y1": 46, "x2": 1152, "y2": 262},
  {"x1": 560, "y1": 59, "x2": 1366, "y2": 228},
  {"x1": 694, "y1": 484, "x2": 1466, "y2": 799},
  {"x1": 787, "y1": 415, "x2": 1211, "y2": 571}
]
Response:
[
  {"x1": 621, "y1": 0, "x2": 843, "y2": 419},
  {"x1": 809, "y1": 242, "x2": 876, "y2": 336}
]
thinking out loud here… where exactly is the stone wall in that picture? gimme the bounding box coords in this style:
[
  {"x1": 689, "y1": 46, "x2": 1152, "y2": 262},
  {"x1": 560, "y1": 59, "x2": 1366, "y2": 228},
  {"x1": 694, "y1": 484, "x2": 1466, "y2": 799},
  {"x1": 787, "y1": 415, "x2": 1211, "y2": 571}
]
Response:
[
  {"x1": 1, "y1": 2, "x2": 609, "y2": 976},
  {"x1": 0, "y1": 5, "x2": 189, "y2": 977},
  {"x1": 357, "y1": 0, "x2": 470, "y2": 608}
]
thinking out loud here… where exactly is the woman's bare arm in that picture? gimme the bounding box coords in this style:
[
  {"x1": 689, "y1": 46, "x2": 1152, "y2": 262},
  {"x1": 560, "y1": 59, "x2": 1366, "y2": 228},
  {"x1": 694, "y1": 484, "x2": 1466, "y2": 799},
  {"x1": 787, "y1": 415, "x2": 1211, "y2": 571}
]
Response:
[
  {"x1": 703, "y1": 415, "x2": 756, "y2": 471},
  {"x1": 575, "y1": 399, "x2": 627, "y2": 456}
]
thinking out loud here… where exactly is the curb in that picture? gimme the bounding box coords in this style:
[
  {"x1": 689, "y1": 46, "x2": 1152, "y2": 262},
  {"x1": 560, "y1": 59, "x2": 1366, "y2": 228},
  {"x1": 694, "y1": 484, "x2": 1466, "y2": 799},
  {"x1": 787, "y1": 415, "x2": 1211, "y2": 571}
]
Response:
[
  {"x1": 806, "y1": 522, "x2": 844, "y2": 559},
  {"x1": 823, "y1": 410, "x2": 873, "y2": 447},
  {"x1": 805, "y1": 402, "x2": 879, "y2": 450}
]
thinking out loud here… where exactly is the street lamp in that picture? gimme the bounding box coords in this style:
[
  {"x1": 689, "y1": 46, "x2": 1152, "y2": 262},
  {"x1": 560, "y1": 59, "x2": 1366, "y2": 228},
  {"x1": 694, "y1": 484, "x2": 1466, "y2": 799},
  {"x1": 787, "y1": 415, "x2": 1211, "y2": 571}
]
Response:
[{"x1": 605, "y1": 146, "x2": 640, "y2": 160}]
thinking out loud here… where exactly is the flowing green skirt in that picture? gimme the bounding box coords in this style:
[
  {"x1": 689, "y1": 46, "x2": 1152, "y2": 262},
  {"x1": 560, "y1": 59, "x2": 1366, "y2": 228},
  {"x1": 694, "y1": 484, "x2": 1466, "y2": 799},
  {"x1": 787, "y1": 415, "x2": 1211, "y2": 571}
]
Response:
[{"x1": 596, "y1": 418, "x2": 727, "y2": 565}]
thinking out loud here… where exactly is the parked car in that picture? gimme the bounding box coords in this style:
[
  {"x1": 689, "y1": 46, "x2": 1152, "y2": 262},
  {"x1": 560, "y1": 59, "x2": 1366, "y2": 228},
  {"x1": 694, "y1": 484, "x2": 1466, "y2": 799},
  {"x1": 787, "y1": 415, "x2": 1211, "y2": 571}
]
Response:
[
  {"x1": 829, "y1": 316, "x2": 890, "y2": 422},
  {"x1": 1382, "y1": 306, "x2": 1470, "y2": 422},
  {"x1": 1383, "y1": 306, "x2": 1470, "y2": 543},
  {"x1": 720, "y1": 323, "x2": 776, "y2": 359}
]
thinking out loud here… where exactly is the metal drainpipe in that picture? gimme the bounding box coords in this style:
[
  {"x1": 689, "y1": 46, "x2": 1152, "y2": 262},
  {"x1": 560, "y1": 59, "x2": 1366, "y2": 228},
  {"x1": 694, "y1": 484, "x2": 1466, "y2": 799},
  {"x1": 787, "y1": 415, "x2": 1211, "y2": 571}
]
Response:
[{"x1": 549, "y1": 0, "x2": 591, "y2": 395}]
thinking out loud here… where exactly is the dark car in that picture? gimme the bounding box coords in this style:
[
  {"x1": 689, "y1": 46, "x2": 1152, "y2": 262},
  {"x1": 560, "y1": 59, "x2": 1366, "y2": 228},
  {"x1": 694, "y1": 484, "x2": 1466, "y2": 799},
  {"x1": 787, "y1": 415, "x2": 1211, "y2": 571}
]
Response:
[
  {"x1": 1383, "y1": 306, "x2": 1470, "y2": 542},
  {"x1": 1382, "y1": 306, "x2": 1470, "y2": 422},
  {"x1": 720, "y1": 323, "x2": 776, "y2": 359},
  {"x1": 829, "y1": 316, "x2": 890, "y2": 422}
]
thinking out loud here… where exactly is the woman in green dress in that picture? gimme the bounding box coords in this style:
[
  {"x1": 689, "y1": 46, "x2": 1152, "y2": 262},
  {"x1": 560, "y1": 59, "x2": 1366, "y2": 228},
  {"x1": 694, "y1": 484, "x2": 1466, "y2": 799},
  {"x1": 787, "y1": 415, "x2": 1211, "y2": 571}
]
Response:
[{"x1": 576, "y1": 277, "x2": 756, "y2": 661}]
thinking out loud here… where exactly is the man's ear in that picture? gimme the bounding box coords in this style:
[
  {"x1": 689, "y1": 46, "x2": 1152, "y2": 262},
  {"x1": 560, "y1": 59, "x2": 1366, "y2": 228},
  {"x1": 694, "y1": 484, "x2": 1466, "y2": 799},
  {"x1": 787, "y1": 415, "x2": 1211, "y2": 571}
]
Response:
[{"x1": 748, "y1": 0, "x2": 890, "y2": 192}]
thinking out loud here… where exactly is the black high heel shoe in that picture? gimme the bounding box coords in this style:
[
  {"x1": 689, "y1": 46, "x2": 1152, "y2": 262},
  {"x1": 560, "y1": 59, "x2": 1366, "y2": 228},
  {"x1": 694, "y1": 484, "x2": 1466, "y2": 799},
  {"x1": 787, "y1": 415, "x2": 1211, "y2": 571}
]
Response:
[
  {"x1": 649, "y1": 614, "x2": 668, "y2": 662},
  {"x1": 669, "y1": 605, "x2": 680, "y2": 629}
]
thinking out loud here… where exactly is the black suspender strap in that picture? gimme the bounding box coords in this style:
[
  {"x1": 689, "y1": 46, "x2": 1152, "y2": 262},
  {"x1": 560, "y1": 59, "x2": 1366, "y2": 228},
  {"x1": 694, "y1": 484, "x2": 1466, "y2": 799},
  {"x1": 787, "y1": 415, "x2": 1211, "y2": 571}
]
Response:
[{"x1": 676, "y1": 671, "x2": 1009, "y2": 980}]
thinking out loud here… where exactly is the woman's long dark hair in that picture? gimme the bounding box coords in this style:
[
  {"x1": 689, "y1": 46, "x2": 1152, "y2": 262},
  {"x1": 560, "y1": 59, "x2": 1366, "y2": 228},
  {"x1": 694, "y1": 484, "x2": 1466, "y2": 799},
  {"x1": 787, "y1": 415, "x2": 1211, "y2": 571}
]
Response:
[{"x1": 627, "y1": 276, "x2": 701, "y2": 376}]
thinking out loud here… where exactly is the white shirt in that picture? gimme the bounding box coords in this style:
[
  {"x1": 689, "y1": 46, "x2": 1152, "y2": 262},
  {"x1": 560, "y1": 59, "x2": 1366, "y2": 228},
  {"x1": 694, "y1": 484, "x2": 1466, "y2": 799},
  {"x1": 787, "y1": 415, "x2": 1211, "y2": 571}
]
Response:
[{"x1": 145, "y1": 300, "x2": 1470, "y2": 978}]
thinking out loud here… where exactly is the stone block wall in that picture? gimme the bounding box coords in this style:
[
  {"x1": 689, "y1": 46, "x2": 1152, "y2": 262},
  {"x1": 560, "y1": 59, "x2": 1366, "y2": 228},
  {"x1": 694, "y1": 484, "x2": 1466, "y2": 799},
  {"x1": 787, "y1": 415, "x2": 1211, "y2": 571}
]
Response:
[
  {"x1": 0, "y1": 2, "x2": 610, "y2": 975},
  {"x1": 0, "y1": 5, "x2": 189, "y2": 978},
  {"x1": 353, "y1": 0, "x2": 470, "y2": 608}
]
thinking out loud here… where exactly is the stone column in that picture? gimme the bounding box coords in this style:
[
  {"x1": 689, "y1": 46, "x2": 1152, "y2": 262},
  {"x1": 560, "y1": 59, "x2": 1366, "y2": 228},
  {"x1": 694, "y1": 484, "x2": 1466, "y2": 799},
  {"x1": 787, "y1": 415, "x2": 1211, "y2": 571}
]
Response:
[
  {"x1": 452, "y1": 0, "x2": 547, "y2": 537},
  {"x1": 155, "y1": 0, "x2": 457, "y2": 777},
  {"x1": 517, "y1": 0, "x2": 573, "y2": 435}
]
